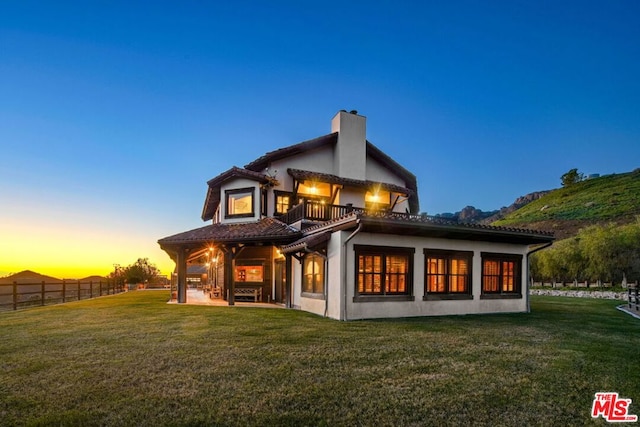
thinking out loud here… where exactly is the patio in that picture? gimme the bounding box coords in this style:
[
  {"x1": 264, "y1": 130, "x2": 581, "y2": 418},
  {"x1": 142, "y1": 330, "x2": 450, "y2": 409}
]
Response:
[{"x1": 168, "y1": 289, "x2": 282, "y2": 309}]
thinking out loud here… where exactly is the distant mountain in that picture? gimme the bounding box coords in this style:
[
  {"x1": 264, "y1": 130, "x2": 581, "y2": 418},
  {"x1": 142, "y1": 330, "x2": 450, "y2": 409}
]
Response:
[
  {"x1": 434, "y1": 206, "x2": 498, "y2": 224},
  {"x1": 433, "y1": 190, "x2": 550, "y2": 224},
  {"x1": 0, "y1": 270, "x2": 62, "y2": 284},
  {"x1": 482, "y1": 191, "x2": 552, "y2": 224},
  {"x1": 79, "y1": 275, "x2": 109, "y2": 282},
  {"x1": 0, "y1": 271, "x2": 107, "y2": 284}
]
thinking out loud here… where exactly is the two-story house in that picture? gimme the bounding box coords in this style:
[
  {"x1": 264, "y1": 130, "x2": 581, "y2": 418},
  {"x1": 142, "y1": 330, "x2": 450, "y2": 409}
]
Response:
[{"x1": 158, "y1": 110, "x2": 553, "y2": 320}]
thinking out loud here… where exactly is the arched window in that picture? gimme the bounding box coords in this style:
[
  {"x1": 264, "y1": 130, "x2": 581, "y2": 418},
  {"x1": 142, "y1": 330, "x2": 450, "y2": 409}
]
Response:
[{"x1": 302, "y1": 253, "x2": 325, "y2": 295}]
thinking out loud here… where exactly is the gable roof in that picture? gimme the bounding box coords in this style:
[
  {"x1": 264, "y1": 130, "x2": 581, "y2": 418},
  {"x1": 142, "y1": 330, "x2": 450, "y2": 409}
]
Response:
[
  {"x1": 201, "y1": 166, "x2": 276, "y2": 221},
  {"x1": 244, "y1": 132, "x2": 339, "y2": 171},
  {"x1": 243, "y1": 133, "x2": 419, "y2": 213},
  {"x1": 365, "y1": 141, "x2": 418, "y2": 213}
]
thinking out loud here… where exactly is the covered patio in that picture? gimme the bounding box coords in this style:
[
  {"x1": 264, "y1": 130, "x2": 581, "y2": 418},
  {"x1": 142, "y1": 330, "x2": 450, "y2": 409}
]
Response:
[
  {"x1": 158, "y1": 217, "x2": 301, "y2": 306},
  {"x1": 168, "y1": 288, "x2": 284, "y2": 309}
]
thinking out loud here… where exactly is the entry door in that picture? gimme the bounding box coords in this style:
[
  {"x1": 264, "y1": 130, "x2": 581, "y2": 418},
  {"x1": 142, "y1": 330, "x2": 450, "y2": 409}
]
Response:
[{"x1": 274, "y1": 260, "x2": 286, "y2": 304}]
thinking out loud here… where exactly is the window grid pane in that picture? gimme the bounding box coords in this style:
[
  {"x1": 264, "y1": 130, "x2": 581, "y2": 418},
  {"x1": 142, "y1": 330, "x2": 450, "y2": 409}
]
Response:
[
  {"x1": 425, "y1": 254, "x2": 470, "y2": 294},
  {"x1": 303, "y1": 254, "x2": 324, "y2": 294},
  {"x1": 357, "y1": 251, "x2": 410, "y2": 296},
  {"x1": 482, "y1": 257, "x2": 520, "y2": 294}
]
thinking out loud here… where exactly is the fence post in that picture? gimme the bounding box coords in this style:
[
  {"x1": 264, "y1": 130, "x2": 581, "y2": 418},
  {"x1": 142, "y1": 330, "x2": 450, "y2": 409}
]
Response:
[
  {"x1": 62, "y1": 280, "x2": 66, "y2": 303},
  {"x1": 77, "y1": 280, "x2": 81, "y2": 301},
  {"x1": 41, "y1": 281, "x2": 45, "y2": 306},
  {"x1": 13, "y1": 281, "x2": 17, "y2": 311}
]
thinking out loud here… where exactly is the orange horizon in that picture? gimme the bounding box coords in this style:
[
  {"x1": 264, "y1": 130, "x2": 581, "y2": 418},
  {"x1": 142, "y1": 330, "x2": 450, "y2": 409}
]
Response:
[{"x1": 0, "y1": 260, "x2": 176, "y2": 281}]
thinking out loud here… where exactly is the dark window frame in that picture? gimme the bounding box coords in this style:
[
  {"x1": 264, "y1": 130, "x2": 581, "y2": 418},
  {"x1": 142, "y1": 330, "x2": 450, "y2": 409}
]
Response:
[
  {"x1": 423, "y1": 249, "x2": 473, "y2": 301},
  {"x1": 302, "y1": 252, "x2": 325, "y2": 298},
  {"x1": 261, "y1": 188, "x2": 267, "y2": 217},
  {"x1": 225, "y1": 187, "x2": 255, "y2": 219},
  {"x1": 274, "y1": 190, "x2": 293, "y2": 216},
  {"x1": 354, "y1": 245, "x2": 415, "y2": 302},
  {"x1": 480, "y1": 252, "x2": 523, "y2": 299}
]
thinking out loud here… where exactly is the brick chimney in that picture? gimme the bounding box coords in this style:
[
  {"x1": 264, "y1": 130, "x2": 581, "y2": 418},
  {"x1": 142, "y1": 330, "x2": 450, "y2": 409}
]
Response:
[{"x1": 331, "y1": 110, "x2": 366, "y2": 181}]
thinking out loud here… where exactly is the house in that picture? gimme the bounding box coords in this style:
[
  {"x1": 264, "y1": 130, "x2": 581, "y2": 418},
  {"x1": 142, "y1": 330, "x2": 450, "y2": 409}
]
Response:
[{"x1": 158, "y1": 110, "x2": 554, "y2": 320}]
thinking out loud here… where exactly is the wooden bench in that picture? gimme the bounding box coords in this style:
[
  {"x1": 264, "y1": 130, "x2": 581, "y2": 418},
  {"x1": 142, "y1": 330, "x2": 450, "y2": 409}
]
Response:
[{"x1": 234, "y1": 286, "x2": 262, "y2": 302}]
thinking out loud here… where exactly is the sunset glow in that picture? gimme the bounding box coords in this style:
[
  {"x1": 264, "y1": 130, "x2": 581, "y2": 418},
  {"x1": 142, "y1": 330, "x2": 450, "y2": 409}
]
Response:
[{"x1": 2, "y1": 2, "x2": 639, "y2": 281}]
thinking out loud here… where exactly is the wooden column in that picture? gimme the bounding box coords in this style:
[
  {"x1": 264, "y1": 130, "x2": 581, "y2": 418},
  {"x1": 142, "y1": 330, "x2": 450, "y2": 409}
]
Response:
[
  {"x1": 176, "y1": 247, "x2": 188, "y2": 304},
  {"x1": 224, "y1": 245, "x2": 236, "y2": 306},
  {"x1": 285, "y1": 254, "x2": 293, "y2": 309}
]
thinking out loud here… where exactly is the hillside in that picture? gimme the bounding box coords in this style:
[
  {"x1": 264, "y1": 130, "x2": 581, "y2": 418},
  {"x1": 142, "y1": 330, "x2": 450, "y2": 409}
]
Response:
[
  {"x1": 0, "y1": 270, "x2": 62, "y2": 285},
  {"x1": 492, "y1": 169, "x2": 640, "y2": 239}
]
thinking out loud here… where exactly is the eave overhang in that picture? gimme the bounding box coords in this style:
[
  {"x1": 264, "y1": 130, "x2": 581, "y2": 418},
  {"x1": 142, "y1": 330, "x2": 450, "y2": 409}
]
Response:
[
  {"x1": 356, "y1": 213, "x2": 555, "y2": 245},
  {"x1": 158, "y1": 218, "x2": 302, "y2": 256},
  {"x1": 287, "y1": 168, "x2": 415, "y2": 197}
]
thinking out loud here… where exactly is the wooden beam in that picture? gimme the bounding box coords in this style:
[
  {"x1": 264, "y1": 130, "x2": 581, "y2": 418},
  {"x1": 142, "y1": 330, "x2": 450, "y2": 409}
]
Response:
[
  {"x1": 285, "y1": 254, "x2": 293, "y2": 309},
  {"x1": 176, "y1": 248, "x2": 188, "y2": 303},
  {"x1": 330, "y1": 185, "x2": 341, "y2": 204},
  {"x1": 390, "y1": 194, "x2": 400, "y2": 211}
]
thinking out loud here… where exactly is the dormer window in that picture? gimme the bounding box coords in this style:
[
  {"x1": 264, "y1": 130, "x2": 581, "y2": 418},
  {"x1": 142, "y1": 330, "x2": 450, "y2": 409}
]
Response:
[{"x1": 225, "y1": 187, "x2": 255, "y2": 218}]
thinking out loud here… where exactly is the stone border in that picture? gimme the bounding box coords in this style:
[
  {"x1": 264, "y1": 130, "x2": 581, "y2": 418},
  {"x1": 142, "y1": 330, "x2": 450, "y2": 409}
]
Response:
[{"x1": 530, "y1": 289, "x2": 627, "y2": 300}]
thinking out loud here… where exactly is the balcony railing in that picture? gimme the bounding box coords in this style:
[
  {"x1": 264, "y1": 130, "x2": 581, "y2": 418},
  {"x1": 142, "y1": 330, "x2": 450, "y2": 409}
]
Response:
[{"x1": 278, "y1": 200, "x2": 364, "y2": 224}]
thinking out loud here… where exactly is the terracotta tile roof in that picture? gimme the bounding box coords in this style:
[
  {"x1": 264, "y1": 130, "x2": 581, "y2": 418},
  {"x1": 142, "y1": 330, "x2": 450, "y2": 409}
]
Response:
[
  {"x1": 355, "y1": 211, "x2": 554, "y2": 244},
  {"x1": 159, "y1": 218, "x2": 301, "y2": 248},
  {"x1": 280, "y1": 231, "x2": 332, "y2": 254},
  {"x1": 201, "y1": 166, "x2": 276, "y2": 221},
  {"x1": 294, "y1": 210, "x2": 553, "y2": 246},
  {"x1": 288, "y1": 168, "x2": 415, "y2": 196}
]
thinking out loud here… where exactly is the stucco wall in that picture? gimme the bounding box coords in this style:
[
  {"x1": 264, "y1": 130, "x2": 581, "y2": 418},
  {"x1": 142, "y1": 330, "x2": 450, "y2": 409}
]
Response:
[
  {"x1": 219, "y1": 178, "x2": 261, "y2": 224},
  {"x1": 270, "y1": 145, "x2": 335, "y2": 182},
  {"x1": 335, "y1": 231, "x2": 529, "y2": 320},
  {"x1": 288, "y1": 230, "x2": 531, "y2": 320},
  {"x1": 365, "y1": 155, "x2": 406, "y2": 187}
]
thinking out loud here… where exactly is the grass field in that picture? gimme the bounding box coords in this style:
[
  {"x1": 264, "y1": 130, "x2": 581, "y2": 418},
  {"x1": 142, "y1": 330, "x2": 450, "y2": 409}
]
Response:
[{"x1": 1, "y1": 291, "x2": 639, "y2": 426}]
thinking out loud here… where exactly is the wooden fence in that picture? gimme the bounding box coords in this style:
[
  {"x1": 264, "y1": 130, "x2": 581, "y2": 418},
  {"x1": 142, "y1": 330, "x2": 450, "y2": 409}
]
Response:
[
  {"x1": 0, "y1": 280, "x2": 125, "y2": 312},
  {"x1": 629, "y1": 286, "x2": 639, "y2": 313}
]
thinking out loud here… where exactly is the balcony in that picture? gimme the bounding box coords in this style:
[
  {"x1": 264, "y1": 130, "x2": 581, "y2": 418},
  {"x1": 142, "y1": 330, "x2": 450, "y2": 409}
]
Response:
[{"x1": 278, "y1": 200, "x2": 364, "y2": 225}]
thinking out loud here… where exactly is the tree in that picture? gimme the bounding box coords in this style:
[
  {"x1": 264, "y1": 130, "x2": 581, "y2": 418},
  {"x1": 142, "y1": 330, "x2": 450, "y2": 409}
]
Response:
[
  {"x1": 561, "y1": 168, "x2": 585, "y2": 187},
  {"x1": 108, "y1": 264, "x2": 126, "y2": 289},
  {"x1": 123, "y1": 258, "x2": 160, "y2": 285}
]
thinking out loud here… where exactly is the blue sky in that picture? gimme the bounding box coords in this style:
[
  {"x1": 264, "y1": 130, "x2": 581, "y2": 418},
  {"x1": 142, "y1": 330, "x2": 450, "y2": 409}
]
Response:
[{"x1": 1, "y1": 1, "x2": 639, "y2": 277}]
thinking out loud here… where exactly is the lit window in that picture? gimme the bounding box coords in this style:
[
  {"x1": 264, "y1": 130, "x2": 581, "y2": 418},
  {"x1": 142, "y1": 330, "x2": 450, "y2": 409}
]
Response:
[
  {"x1": 481, "y1": 253, "x2": 522, "y2": 297},
  {"x1": 354, "y1": 245, "x2": 414, "y2": 300},
  {"x1": 275, "y1": 191, "x2": 292, "y2": 215},
  {"x1": 424, "y1": 250, "x2": 472, "y2": 297},
  {"x1": 235, "y1": 265, "x2": 263, "y2": 282},
  {"x1": 225, "y1": 188, "x2": 255, "y2": 218},
  {"x1": 302, "y1": 254, "x2": 325, "y2": 295},
  {"x1": 365, "y1": 188, "x2": 391, "y2": 210},
  {"x1": 297, "y1": 180, "x2": 331, "y2": 198}
]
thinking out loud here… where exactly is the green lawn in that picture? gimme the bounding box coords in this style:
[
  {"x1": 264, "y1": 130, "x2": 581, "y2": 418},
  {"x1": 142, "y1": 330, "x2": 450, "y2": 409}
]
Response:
[{"x1": 1, "y1": 292, "x2": 638, "y2": 426}]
